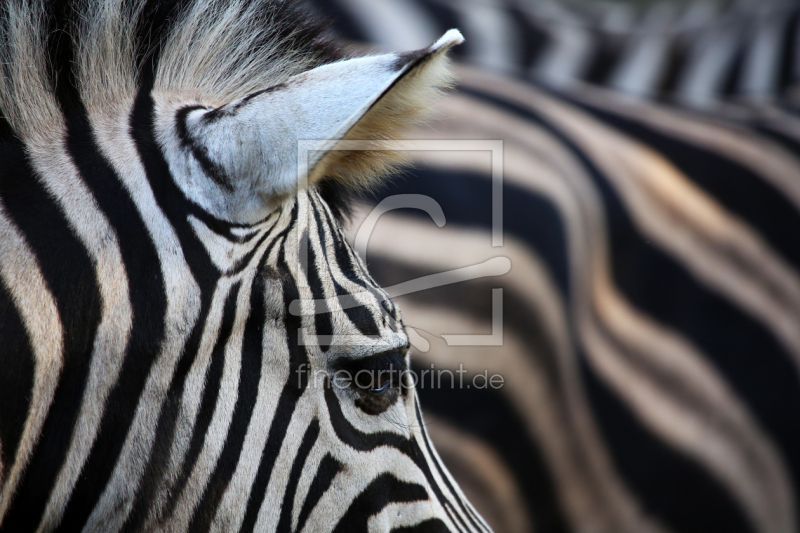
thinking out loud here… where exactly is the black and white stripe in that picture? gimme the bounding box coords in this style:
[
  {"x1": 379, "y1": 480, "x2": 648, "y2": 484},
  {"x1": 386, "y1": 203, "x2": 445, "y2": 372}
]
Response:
[{"x1": 0, "y1": 1, "x2": 487, "y2": 531}]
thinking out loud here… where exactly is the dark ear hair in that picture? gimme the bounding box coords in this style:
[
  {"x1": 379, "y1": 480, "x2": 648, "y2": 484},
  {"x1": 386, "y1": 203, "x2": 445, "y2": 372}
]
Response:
[{"x1": 316, "y1": 178, "x2": 357, "y2": 225}]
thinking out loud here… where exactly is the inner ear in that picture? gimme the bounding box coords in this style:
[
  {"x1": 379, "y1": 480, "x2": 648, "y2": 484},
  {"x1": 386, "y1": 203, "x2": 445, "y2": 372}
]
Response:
[
  {"x1": 180, "y1": 30, "x2": 463, "y2": 225},
  {"x1": 308, "y1": 33, "x2": 463, "y2": 191}
]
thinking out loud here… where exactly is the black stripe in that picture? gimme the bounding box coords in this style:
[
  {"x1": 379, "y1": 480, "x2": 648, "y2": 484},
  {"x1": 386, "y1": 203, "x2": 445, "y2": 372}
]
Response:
[
  {"x1": 296, "y1": 454, "x2": 343, "y2": 533},
  {"x1": 584, "y1": 29, "x2": 626, "y2": 86},
  {"x1": 134, "y1": 0, "x2": 193, "y2": 84},
  {"x1": 276, "y1": 419, "x2": 320, "y2": 533},
  {"x1": 0, "y1": 105, "x2": 14, "y2": 141},
  {"x1": 175, "y1": 106, "x2": 234, "y2": 192},
  {"x1": 506, "y1": 4, "x2": 550, "y2": 77},
  {"x1": 332, "y1": 474, "x2": 429, "y2": 533},
  {"x1": 721, "y1": 40, "x2": 746, "y2": 98},
  {"x1": 0, "y1": 111, "x2": 36, "y2": 472},
  {"x1": 778, "y1": 12, "x2": 800, "y2": 96},
  {"x1": 657, "y1": 38, "x2": 691, "y2": 98},
  {"x1": 391, "y1": 519, "x2": 450, "y2": 533},
  {"x1": 201, "y1": 83, "x2": 288, "y2": 124},
  {"x1": 304, "y1": 223, "x2": 335, "y2": 352}
]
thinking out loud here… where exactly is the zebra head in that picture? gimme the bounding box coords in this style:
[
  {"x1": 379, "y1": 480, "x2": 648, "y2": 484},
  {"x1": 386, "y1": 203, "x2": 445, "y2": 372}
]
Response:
[
  {"x1": 147, "y1": 29, "x2": 489, "y2": 533},
  {"x1": 0, "y1": 1, "x2": 489, "y2": 531}
]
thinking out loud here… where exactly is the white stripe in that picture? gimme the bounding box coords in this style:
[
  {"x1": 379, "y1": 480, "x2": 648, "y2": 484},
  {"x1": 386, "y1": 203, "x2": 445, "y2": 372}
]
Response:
[
  {"x1": 675, "y1": 22, "x2": 743, "y2": 107},
  {"x1": 740, "y1": 11, "x2": 786, "y2": 100},
  {"x1": 0, "y1": 201, "x2": 64, "y2": 525},
  {"x1": 439, "y1": 0, "x2": 522, "y2": 74},
  {"x1": 608, "y1": 2, "x2": 677, "y2": 98}
]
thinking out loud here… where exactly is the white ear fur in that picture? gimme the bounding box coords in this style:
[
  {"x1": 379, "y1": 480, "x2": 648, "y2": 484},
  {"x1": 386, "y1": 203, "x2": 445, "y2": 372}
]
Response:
[{"x1": 184, "y1": 29, "x2": 463, "y2": 223}]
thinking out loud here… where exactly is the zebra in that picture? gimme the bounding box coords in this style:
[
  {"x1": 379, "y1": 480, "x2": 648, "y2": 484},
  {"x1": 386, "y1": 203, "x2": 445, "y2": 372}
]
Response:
[
  {"x1": 310, "y1": 1, "x2": 800, "y2": 532},
  {"x1": 0, "y1": 1, "x2": 490, "y2": 531}
]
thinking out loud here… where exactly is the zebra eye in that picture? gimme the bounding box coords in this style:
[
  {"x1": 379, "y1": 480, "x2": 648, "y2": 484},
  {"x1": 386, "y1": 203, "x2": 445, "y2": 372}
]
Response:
[
  {"x1": 332, "y1": 349, "x2": 406, "y2": 415},
  {"x1": 354, "y1": 373, "x2": 399, "y2": 415}
]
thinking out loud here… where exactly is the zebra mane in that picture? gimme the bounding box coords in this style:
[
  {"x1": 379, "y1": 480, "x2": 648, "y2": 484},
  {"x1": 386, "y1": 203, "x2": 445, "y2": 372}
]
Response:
[{"x1": 0, "y1": 0, "x2": 344, "y2": 135}]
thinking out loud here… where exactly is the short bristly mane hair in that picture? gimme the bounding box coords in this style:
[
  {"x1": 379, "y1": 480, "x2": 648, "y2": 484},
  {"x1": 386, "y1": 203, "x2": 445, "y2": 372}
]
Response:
[{"x1": 0, "y1": 0, "x2": 344, "y2": 115}]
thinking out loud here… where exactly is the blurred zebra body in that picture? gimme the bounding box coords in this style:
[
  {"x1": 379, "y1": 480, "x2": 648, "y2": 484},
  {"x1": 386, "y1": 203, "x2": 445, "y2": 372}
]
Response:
[{"x1": 311, "y1": 1, "x2": 800, "y2": 532}]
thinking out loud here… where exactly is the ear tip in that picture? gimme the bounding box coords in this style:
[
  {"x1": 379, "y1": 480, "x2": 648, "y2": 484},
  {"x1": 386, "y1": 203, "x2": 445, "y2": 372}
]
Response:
[{"x1": 431, "y1": 29, "x2": 464, "y2": 52}]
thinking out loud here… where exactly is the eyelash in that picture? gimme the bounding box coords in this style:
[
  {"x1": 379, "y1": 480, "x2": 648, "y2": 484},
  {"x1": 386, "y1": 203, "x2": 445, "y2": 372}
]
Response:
[{"x1": 369, "y1": 380, "x2": 391, "y2": 394}]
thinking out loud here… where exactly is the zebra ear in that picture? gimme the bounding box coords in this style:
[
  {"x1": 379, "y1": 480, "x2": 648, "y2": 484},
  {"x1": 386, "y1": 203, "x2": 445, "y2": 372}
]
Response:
[{"x1": 183, "y1": 30, "x2": 463, "y2": 223}]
